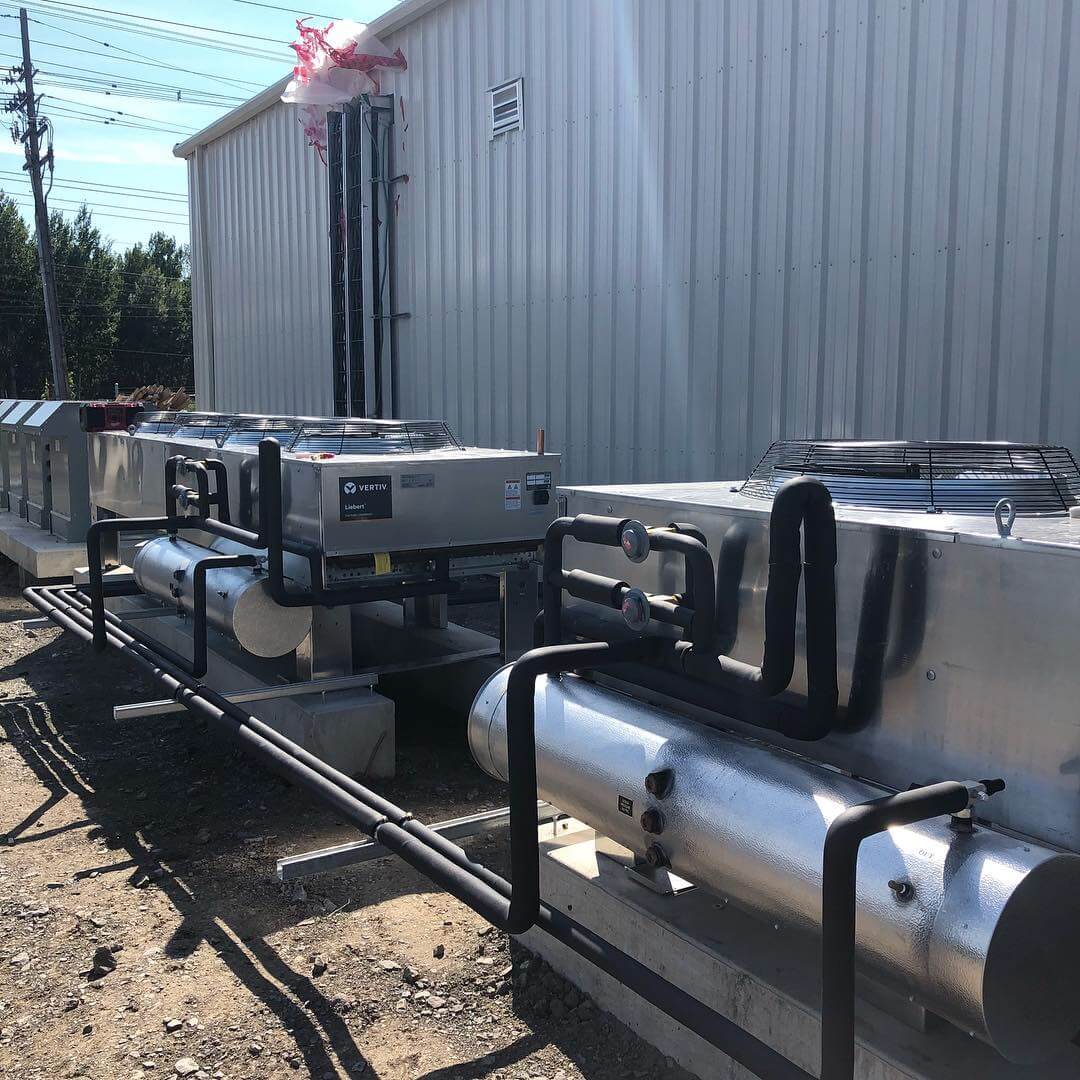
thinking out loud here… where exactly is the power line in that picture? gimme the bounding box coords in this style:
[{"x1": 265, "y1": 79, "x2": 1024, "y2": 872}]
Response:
[
  {"x1": 7, "y1": 192, "x2": 190, "y2": 219},
  {"x1": 5, "y1": 201, "x2": 189, "y2": 226},
  {"x1": 26, "y1": 0, "x2": 291, "y2": 46},
  {"x1": 0, "y1": 170, "x2": 187, "y2": 202},
  {"x1": 16, "y1": 15, "x2": 274, "y2": 90},
  {"x1": 226, "y1": 0, "x2": 340, "y2": 19},
  {"x1": 44, "y1": 95, "x2": 198, "y2": 131},
  {"x1": 1, "y1": 56, "x2": 247, "y2": 100},
  {"x1": 40, "y1": 102, "x2": 197, "y2": 135},
  {"x1": 0, "y1": 33, "x2": 263, "y2": 88},
  {"x1": 22, "y1": 9, "x2": 286, "y2": 64}
]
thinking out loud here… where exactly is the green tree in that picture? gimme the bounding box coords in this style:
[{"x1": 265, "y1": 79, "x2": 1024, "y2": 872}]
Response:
[
  {"x1": 0, "y1": 192, "x2": 47, "y2": 397},
  {"x1": 114, "y1": 233, "x2": 193, "y2": 392},
  {"x1": 0, "y1": 194, "x2": 192, "y2": 399}
]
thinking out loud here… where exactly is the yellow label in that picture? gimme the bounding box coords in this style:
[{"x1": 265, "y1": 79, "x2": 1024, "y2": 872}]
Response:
[{"x1": 373, "y1": 552, "x2": 392, "y2": 575}]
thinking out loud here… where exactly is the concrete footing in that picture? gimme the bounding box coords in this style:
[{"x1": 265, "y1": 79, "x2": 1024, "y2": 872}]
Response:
[
  {"x1": 522, "y1": 823, "x2": 1080, "y2": 1080},
  {"x1": 107, "y1": 595, "x2": 396, "y2": 778}
]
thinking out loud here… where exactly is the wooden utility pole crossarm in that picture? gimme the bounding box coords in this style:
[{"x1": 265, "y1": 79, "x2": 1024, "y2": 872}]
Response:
[{"x1": 18, "y1": 6, "x2": 68, "y2": 399}]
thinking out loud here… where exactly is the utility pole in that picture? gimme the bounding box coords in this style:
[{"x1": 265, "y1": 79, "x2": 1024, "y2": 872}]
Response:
[{"x1": 17, "y1": 7, "x2": 68, "y2": 399}]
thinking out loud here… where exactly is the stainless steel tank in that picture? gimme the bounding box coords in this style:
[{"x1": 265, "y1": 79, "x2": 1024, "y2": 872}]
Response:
[
  {"x1": 133, "y1": 536, "x2": 312, "y2": 657},
  {"x1": 469, "y1": 667, "x2": 1080, "y2": 1063}
]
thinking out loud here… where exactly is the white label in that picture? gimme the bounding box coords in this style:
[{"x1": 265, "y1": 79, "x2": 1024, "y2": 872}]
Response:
[{"x1": 504, "y1": 478, "x2": 522, "y2": 510}]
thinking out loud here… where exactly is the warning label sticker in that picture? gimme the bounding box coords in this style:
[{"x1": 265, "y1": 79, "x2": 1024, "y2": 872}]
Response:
[{"x1": 504, "y1": 478, "x2": 522, "y2": 511}]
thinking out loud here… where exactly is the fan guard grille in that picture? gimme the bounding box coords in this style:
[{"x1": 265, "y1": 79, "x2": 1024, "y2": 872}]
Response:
[{"x1": 741, "y1": 440, "x2": 1080, "y2": 516}]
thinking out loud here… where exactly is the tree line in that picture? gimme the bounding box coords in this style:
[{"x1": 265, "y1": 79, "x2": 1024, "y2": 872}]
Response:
[{"x1": 0, "y1": 192, "x2": 193, "y2": 400}]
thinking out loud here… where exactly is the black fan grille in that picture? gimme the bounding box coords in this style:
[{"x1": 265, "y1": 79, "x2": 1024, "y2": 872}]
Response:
[
  {"x1": 287, "y1": 419, "x2": 462, "y2": 456},
  {"x1": 742, "y1": 440, "x2": 1080, "y2": 516},
  {"x1": 133, "y1": 411, "x2": 180, "y2": 434},
  {"x1": 216, "y1": 417, "x2": 301, "y2": 448},
  {"x1": 172, "y1": 413, "x2": 233, "y2": 441}
]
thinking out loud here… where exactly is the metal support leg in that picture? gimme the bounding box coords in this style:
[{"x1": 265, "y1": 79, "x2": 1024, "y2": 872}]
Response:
[
  {"x1": 403, "y1": 592, "x2": 448, "y2": 629},
  {"x1": 500, "y1": 565, "x2": 538, "y2": 661},
  {"x1": 296, "y1": 606, "x2": 353, "y2": 679}
]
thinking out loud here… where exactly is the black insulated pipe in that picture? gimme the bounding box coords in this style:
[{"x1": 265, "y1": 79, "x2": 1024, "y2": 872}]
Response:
[
  {"x1": 27, "y1": 583, "x2": 818, "y2": 1080},
  {"x1": 503, "y1": 637, "x2": 674, "y2": 934},
  {"x1": 542, "y1": 515, "x2": 716, "y2": 649},
  {"x1": 819, "y1": 781, "x2": 975, "y2": 1080},
  {"x1": 680, "y1": 476, "x2": 835, "y2": 703}
]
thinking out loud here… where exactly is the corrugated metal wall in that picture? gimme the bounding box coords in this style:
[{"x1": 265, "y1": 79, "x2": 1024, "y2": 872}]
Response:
[
  {"x1": 187, "y1": 101, "x2": 334, "y2": 416},
  {"x1": 385, "y1": 0, "x2": 1080, "y2": 483}
]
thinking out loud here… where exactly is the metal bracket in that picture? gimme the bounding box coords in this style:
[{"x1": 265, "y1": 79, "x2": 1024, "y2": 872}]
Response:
[{"x1": 277, "y1": 801, "x2": 558, "y2": 882}]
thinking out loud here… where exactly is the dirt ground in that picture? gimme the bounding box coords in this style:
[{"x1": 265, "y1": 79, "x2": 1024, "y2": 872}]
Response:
[{"x1": 0, "y1": 558, "x2": 691, "y2": 1080}]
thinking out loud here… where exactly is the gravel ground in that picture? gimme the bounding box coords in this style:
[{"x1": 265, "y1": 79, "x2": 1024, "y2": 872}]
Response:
[{"x1": 0, "y1": 557, "x2": 691, "y2": 1080}]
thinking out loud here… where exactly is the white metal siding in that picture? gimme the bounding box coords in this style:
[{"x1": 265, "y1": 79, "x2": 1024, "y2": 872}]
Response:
[
  {"x1": 187, "y1": 101, "x2": 333, "y2": 415},
  {"x1": 384, "y1": 0, "x2": 1080, "y2": 484}
]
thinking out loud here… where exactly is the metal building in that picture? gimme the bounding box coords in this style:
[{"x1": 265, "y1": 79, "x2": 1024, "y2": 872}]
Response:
[{"x1": 176, "y1": 0, "x2": 1080, "y2": 484}]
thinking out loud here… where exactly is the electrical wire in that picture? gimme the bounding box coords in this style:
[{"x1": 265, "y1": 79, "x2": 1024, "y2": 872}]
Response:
[
  {"x1": 226, "y1": 0, "x2": 340, "y2": 19},
  {"x1": 5, "y1": 201, "x2": 189, "y2": 226},
  {"x1": 0, "y1": 34, "x2": 264, "y2": 88},
  {"x1": 16, "y1": 15, "x2": 276, "y2": 90},
  {"x1": 15, "y1": 193, "x2": 190, "y2": 218},
  {"x1": 24, "y1": 0, "x2": 292, "y2": 46},
  {"x1": 43, "y1": 95, "x2": 198, "y2": 132},
  {"x1": 21, "y1": 9, "x2": 286, "y2": 64},
  {"x1": 0, "y1": 171, "x2": 186, "y2": 205}
]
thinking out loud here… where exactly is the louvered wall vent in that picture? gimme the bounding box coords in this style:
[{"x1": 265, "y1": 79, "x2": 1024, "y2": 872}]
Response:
[{"x1": 489, "y1": 78, "x2": 523, "y2": 137}]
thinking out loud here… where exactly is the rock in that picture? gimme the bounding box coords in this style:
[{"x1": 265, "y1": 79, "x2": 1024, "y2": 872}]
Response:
[
  {"x1": 9, "y1": 952, "x2": 29, "y2": 966},
  {"x1": 88, "y1": 945, "x2": 117, "y2": 980},
  {"x1": 378, "y1": 959, "x2": 400, "y2": 971},
  {"x1": 427, "y1": 996, "x2": 446, "y2": 1010},
  {"x1": 248, "y1": 1042, "x2": 263, "y2": 1056},
  {"x1": 432, "y1": 944, "x2": 445, "y2": 959},
  {"x1": 311, "y1": 957, "x2": 328, "y2": 977},
  {"x1": 163, "y1": 1019, "x2": 183, "y2": 1033},
  {"x1": 174, "y1": 1060, "x2": 200, "y2": 1077},
  {"x1": 195, "y1": 828, "x2": 211, "y2": 844},
  {"x1": 401, "y1": 966, "x2": 420, "y2": 985}
]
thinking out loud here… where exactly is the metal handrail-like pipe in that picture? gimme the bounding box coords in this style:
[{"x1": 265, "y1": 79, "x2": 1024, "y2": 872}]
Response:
[{"x1": 819, "y1": 782, "x2": 976, "y2": 1080}]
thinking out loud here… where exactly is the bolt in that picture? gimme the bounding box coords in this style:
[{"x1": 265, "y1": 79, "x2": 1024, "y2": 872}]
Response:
[
  {"x1": 639, "y1": 808, "x2": 664, "y2": 835},
  {"x1": 644, "y1": 843, "x2": 669, "y2": 869},
  {"x1": 926, "y1": 669, "x2": 936, "y2": 682},
  {"x1": 644, "y1": 768, "x2": 674, "y2": 799},
  {"x1": 887, "y1": 879, "x2": 914, "y2": 902}
]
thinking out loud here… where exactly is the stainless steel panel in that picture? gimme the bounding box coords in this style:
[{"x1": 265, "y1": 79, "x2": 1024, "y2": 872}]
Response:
[
  {"x1": 562, "y1": 482, "x2": 1080, "y2": 852},
  {"x1": 315, "y1": 450, "x2": 559, "y2": 555},
  {"x1": 469, "y1": 668, "x2": 1080, "y2": 1063},
  {"x1": 23, "y1": 433, "x2": 49, "y2": 528},
  {"x1": 91, "y1": 421, "x2": 560, "y2": 558}
]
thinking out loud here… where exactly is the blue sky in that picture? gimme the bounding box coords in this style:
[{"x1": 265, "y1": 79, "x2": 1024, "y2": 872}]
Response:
[{"x1": 0, "y1": 0, "x2": 399, "y2": 253}]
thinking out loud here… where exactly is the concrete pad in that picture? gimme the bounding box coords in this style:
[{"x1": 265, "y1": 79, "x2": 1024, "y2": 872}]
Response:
[
  {"x1": 0, "y1": 509, "x2": 88, "y2": 580},
  {"x1": 108, "y1": 596, "x2": 396, "y2": 778},
  {"x1": 521, "y1": 825, "x2": 1080, "y2": 1080}
]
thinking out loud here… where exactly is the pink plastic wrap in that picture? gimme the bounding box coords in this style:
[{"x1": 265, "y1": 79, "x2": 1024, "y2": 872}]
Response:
[{"x1": 283, "y1": 19, "x2": 407, "y2": 162}]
